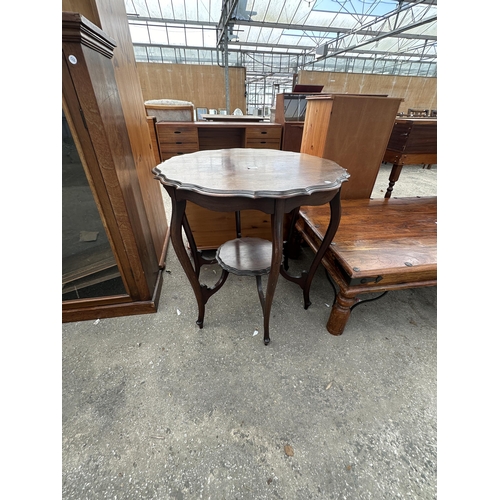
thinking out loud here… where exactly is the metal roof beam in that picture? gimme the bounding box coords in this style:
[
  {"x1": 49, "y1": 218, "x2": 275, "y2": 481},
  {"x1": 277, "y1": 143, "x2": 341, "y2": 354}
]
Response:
[
  {"x1": 315, "y1": 16, "x2": 437, "y2": 61},
  {"x1": 132, "y1": 42, "x2": 308, "y2": 57},
  {"x1": 217, "y1": 0, "x2": 239, "y2": 47},
  {"x1": 127, "y1": 16, "x2": 218, "y2": 27},
  {"x1": 229, "y1": 20, "x2": 436, "y2": 42},
  {"x1": 132, "y1": 43, "x2": 436, "y2": 65},
  {"x1": 126, "y1": 17, "x2": 436, "y2": 43}
]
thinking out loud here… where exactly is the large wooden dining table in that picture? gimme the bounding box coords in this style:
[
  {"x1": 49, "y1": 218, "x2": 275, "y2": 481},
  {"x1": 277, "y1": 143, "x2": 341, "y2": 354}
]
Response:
[{"x1": 153, "y1": 148, "x2": 349, "y2": 344}]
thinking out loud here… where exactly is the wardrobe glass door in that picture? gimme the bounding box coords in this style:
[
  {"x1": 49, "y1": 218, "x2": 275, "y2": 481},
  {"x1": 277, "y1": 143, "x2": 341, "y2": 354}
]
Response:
[{"x1": 62, "y1": 109, "x2": 127, "y2": 301}]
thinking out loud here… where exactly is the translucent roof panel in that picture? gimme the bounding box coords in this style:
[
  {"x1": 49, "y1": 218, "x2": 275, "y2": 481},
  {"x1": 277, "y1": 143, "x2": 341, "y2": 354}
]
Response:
[{"x1": 126, "y1": 0, "x2": 437, "y2": 76}]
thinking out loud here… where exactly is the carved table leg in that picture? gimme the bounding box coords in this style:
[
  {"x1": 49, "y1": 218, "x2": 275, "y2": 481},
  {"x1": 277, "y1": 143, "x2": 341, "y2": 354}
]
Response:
[
  {"x1": 326, "y1": 292, "x2": 357, "y2": 336},
  {"x1": 182, "y1": 212, "x2": 216, "y2": 278},
  {"x1": 262, "y1": 199, "x2": 285, "y2": 345},
  {"x1": 283, "y1": 207, "x2": 301, "y2": 270},
  {"x1": 385, "y1": 162, "x2": 404, "y2": 198},
  {"x1": 303, "y1": 191, "x2": 341, "y2": 308},
  {"x1": 280, "y1": 191, "x2": 342, "y2": 310},
  {"x1": 166, "y1": 188, "x2": 228, "y2": 329},
  {"x1": 167, "y1": 193, "x2": 206, "y2": 327}
]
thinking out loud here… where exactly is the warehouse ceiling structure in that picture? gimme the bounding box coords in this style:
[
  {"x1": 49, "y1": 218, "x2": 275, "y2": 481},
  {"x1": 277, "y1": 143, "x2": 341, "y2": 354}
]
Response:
[{"x1": 125, "y1": 0, "x2": 437, "y2": 110}]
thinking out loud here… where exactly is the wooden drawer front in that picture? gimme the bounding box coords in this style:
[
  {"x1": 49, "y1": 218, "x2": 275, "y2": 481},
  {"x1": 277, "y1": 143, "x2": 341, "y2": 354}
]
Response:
[
  {"x1": 157, "y1": 124, "x2": 199, "y2": 161},
  {"x1": 161, "y1": 151, "x2": 198, "y2": 162},
  {"x1": 157, "y1": 125, "x2": 199, "y2": 144},
  {"x1": 160, "y1": 141, "x2": 198, "y2": 153},
  {"x1": 245, "y1": 126, "x2": 282, "y2": 140},
  {"x1": 245, "y1": 139, "x2": 281, "y2": 149}
]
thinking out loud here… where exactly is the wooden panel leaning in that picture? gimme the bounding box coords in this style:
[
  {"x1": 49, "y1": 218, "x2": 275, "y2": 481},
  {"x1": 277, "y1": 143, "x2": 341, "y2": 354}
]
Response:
[
  {"x1": 65, "y1": 0, "x2": 170, "y2": 266},
  {"x1": 300, "y1": 94, "x2": 403, "y2": 199},
  {"x1": 296, "y1": 197, "x2": 437, "y2": 336}
]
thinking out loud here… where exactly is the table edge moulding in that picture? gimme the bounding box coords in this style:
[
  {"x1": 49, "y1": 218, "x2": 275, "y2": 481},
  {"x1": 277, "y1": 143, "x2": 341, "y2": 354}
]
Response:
[{"x1": 153, "y1": 148, "x2": 349, "y2": 345}]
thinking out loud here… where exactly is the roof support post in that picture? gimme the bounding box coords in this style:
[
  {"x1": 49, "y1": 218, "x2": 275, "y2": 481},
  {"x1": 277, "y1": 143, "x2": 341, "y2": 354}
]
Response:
[
  {"x1": 218, "y1": 0, "x2": 239, "y2": 114},
  {"x1": 224, "y1": 27, "x2": 230, "y2": 114}
]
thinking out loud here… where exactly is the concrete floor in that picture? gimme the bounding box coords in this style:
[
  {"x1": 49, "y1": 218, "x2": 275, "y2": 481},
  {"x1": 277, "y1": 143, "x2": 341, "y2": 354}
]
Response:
[{"x1": 62, "y1": 163, "x2": 437, "y2": 499}]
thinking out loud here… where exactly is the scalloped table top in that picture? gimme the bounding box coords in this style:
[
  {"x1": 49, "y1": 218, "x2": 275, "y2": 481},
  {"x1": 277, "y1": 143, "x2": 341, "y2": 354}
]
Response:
[{"x1": 153, "y1": 148, "x2": 349, "y2": 199}]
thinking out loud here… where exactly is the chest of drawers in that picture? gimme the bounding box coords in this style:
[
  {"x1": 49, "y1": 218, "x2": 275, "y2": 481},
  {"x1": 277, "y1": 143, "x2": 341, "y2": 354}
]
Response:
[{"x1": 155, "y1": 121, "x2": 282, "y2": 162}]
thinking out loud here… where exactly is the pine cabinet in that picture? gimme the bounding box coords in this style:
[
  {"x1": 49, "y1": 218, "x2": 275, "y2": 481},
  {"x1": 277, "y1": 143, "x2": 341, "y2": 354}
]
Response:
[{"x1": 300, "y1": 94, "x2": 403, "y2": 199}]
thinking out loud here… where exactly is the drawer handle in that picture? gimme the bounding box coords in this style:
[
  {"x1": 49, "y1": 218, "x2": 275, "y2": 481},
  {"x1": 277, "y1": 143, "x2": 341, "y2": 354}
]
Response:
[
  {"x1": 174, "y1": 131, "x2": 181, "y2": 134},
  {"x1": 260, "y1": 131, "x2": 268, "y2": 135}
]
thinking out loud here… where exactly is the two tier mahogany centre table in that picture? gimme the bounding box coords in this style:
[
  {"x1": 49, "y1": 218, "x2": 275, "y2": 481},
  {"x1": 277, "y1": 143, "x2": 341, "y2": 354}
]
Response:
[{"x1": 153, "y1": 148, "x2": 349, "y2": 344}]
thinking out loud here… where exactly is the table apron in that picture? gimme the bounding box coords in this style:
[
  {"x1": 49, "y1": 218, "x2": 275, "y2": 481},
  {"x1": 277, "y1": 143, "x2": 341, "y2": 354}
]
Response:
[
  {"x1": 283, "y1": 189, "x2": 341, "y2": 213},
  {"x1": 173, "y1": 187, "x2": 341, "y2": 215}
]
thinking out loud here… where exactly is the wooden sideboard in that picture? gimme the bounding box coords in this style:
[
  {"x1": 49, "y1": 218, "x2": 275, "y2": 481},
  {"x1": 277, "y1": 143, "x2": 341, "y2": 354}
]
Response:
[
  {"x1": 149, "y1": 120, "x2": 283, "y2": 249},
  {"x1": 383, "y1": 118, "x2": 437, "y2": 198}
]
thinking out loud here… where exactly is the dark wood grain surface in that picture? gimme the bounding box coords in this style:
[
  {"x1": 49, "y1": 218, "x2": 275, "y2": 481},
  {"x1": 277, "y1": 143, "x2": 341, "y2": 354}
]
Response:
[
  {"x1": 155, "y1": 148, "x2": 348, "y2": 343},
  {"x1": 153, "y1": 148, "x2": 349, "y2": 198},
  {"x1": 216, "y1": 238, "x2": 273, "y2": 276},
  {"x1": 300, "y1": 197, "x2": 437, "y2": 278},
  {"x1": 297, "y1": 196, "x2": 437, "y2": 336}
]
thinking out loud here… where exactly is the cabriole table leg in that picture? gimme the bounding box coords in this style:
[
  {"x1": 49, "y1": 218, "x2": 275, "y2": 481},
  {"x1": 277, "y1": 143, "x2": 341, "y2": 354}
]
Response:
[
  {"x1": 166, "y1": 189, "x2": 230, "y2": 329},
  {"x1": 280, "y1": 190, "x2": 342, "y2": 310},
  {"x1": 262, "y1": 200, "x2": 285, "y2": 345}
]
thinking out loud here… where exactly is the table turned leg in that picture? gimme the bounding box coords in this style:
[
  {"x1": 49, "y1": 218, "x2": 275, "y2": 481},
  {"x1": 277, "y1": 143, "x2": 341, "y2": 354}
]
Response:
[
  {"x1": 385, "y1": 162, "x2": 404, "y2": 198},
  {"x1": 182, "y1": 212, "x2": 217, "y2": 278},
  {"x1": 168, "y1": 194, "x2": 206, "y2": 327},
  {"x1": 326, "y1": 292, "x2": 357, "y2": 336}
]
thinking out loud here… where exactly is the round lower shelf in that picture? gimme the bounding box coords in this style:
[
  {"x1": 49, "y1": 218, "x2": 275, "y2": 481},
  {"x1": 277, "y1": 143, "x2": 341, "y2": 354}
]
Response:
[{"x1": 216, "y1": 237, "x2": 273, "y2": 276}]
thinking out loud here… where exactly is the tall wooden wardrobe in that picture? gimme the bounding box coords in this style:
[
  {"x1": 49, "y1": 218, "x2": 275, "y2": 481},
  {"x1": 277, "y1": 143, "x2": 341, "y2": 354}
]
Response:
[{"x1": 62, "y1": 7, "x2": 169, "y2": 322}]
